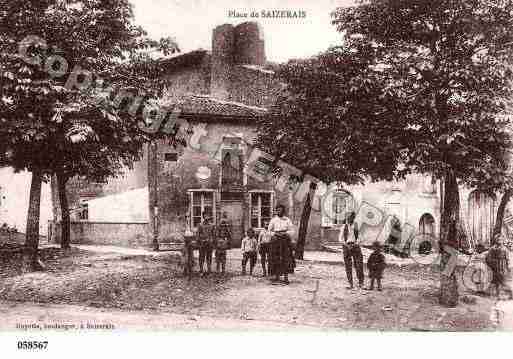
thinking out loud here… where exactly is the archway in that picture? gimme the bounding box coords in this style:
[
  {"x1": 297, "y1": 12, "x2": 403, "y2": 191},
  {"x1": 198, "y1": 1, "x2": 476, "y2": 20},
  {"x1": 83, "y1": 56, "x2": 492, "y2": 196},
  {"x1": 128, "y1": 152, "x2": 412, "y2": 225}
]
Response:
[{"x1": 418, "y1": 213, "x2": 435, "y2": 254}]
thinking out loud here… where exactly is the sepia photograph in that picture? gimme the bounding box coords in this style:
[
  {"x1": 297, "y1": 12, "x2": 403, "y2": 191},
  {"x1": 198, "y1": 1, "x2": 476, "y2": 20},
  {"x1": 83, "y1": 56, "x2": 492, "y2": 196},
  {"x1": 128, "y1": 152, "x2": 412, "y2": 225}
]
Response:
[{"x1": 1, "y1": 0, "x2": 513, "y2": 356}]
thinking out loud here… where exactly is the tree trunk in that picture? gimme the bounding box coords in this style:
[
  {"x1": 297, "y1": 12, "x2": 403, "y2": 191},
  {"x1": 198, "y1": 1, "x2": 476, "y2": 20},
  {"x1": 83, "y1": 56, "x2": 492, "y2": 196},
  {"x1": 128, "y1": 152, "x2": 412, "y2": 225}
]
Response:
[
  {"x1": 57, "y1": 171, "x2": 71, "y2": 250},
  {"x1": 295, "y1": 182, "x2": 317, "y2": 260},
  {"x1": 439, "y1": 169, "x2": 460, "y2": 307},
  {"x1": 148, "y1": 142, "x2": 159, "y2": 251},
  {"x1": 493, "y1": 189, "x2": 512, "y2": 243},
  {"x1": 25, "y1": 168, "x2": 43, "y2": 270}
]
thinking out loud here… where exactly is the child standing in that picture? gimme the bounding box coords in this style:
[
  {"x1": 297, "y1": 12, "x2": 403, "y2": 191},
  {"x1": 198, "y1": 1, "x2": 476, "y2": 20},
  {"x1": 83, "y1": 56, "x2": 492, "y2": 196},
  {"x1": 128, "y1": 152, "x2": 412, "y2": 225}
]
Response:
[
  {"x1": 257, "y1": 221, "x2": 272, "y2": 277},
  {"x1": 241, "y1": 228, "x2": 258, "y2": 275},
  {"x1": 366, "y1": 241, "x2": 386, "y2": 291},
  {"x1": 215, "y1": 235, "x2": 229, "y2": 274},
  {"x1": 486, "y1": 234, "x2": 513, "y2": 299}
]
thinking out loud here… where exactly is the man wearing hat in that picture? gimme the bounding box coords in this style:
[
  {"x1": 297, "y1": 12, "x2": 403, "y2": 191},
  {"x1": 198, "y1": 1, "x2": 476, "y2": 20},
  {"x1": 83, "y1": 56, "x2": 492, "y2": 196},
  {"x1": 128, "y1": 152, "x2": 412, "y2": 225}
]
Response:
[
  {"x1": 340, "y1": 211, "x2": 365, "y2": 289},
  {"x1": 197, "y1": 213, "x2": 216, "y2": 276}
]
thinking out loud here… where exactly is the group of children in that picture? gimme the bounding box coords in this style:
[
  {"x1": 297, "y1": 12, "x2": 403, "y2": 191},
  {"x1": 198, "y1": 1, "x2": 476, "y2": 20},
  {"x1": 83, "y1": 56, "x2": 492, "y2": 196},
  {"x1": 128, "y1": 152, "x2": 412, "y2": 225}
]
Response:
[
  {"x1": 241, "y1": 225, "x2": 272, "y2": 276},
  {"x1": 180, "y1": 213, "x2": 231, "y2": 277},
  {"x1": 184, "y1": 204, "x2": 295, "y2": 285},
  {"x1": 185, "y1": 213, "x2": 275, "y2": 278}
]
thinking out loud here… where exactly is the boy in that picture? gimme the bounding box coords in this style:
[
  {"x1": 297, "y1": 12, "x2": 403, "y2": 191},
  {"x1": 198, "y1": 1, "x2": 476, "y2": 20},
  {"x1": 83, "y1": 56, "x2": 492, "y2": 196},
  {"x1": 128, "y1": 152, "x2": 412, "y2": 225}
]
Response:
[
  {"x1": 486, "y1": 234, "x2": 513, "y2": 299},
  {"x1": 241, "y1": 228, "x2": 258, "y2": 275},
  {"x1": 215, "y1": 229, "x2": 230, "y2": 274},
  {"x1": 257, "y1": 221, "x2": 272, "y2": 277},
  {"x1": 366, "y1": 241, "x2": 386, "y2": 291}
]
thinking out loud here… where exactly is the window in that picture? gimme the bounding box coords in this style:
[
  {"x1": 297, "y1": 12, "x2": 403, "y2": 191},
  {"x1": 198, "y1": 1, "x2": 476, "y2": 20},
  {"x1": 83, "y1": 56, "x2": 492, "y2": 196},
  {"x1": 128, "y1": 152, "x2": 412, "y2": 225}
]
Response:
[
  {"x1": 250, "y1": 192, "x2": 273, "y2": 228},
  {"x1": 78, "y1": 204, "x2": 89, "y2": 220},
  {"x1": 332, "y1": 191, "x2": 354, "y2": 225},
  {"x1": 190, "y1": 191, "x2": 215, "y2": 229},
  {"x1": 322, "y1": 188, "x2": 355, "y2": 227},
  {"x1": 419, "y1": 213, "x2": 435, "y2": 236},
  {"x1": 221, "y1": 151, "x2": 242, "y2": 188},
  {"x1": 418, "y1": 213, "x2": 435, "y2": 254},
  {"x1": 164, "y1": 152, "x2": 178, "y2": 162},
  {"x1": 220, "y1": 136, "x2": 243, "y2": 190}
]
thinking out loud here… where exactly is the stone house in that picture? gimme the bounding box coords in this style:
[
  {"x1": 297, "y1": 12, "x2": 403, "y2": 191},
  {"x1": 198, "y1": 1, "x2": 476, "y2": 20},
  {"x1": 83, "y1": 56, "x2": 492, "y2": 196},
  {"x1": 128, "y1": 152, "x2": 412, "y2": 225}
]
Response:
[{"x1": 50, "y1": 21, "x2": 502, "y2": 251}]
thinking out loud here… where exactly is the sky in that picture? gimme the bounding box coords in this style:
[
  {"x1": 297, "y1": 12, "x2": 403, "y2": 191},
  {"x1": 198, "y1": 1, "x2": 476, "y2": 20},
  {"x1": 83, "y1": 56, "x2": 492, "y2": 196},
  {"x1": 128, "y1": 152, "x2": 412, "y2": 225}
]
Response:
[{"x1": 130, "y1": 0, "x2": 354, "y2": 63}]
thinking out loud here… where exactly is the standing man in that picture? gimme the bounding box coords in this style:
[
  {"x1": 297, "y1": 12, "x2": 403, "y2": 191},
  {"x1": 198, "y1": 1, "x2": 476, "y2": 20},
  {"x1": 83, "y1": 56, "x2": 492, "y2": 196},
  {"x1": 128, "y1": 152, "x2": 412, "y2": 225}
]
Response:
[
  {"x1": 268, "y1": 204, "x2": 295, "y2": 285},
  {"x1": 197, "y1": 213, "x2": 216, "y2": 276},
  {"x1": 339, "y1": 211, "x2": 364, "y2": 289}
]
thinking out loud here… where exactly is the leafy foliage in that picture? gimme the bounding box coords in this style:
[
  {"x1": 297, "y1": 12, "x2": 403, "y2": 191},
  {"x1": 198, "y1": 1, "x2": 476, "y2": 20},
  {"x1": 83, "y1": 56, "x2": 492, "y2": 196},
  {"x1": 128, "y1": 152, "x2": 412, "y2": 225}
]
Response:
[
  {"x1": 256, "y1": 45, "x2": 408, "y2": 185},
  {"x1": 332, "y1": 0, "x2": 513, "y2": 192},
  {"x1": 0, "y1": 0, "x2": 179, "y2": 183}
]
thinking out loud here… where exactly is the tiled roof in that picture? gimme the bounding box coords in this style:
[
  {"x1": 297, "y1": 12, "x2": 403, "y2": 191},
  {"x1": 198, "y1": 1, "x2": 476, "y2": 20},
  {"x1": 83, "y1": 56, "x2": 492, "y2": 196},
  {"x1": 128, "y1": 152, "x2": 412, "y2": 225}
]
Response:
[
  {"x1": 159, "y1": 50, "x2": 209, "y2": 73},
  {"x1": 175, "y1": 95, "x2": 268, "y2": 118}
]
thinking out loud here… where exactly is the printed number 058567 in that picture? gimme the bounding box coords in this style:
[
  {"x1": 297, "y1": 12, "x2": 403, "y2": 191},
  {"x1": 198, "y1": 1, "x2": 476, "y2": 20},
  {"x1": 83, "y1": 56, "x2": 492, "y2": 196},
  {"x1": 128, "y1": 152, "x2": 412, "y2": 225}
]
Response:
[{"x1": 17, "y1": 341, "x2": 48, "y2": 350}]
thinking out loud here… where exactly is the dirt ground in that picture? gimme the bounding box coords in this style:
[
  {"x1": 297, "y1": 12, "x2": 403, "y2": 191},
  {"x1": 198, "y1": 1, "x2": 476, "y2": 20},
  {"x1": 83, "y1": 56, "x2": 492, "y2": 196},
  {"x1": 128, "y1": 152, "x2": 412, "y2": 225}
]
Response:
[{"x1": 0, "y1": 246, "x2": 497, "y2": 330}]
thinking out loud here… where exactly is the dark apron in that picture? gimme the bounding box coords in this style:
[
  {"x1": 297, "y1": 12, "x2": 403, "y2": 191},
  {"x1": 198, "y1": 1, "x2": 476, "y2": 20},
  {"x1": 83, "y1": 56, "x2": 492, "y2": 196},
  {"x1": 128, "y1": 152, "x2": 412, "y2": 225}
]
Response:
[{"x1": 270, "y1": 232, "x2": 295, "y2": 275}]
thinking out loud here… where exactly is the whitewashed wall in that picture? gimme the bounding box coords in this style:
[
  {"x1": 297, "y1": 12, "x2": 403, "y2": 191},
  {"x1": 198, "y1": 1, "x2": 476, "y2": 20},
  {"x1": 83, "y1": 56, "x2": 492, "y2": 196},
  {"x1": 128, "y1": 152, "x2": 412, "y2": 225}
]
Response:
[
  {"x1": 0, "y1": 167, "x2": 53, "y2": 235},
  {"x1": 85, "y1": 187, "x2": 149, "y2": 223}
]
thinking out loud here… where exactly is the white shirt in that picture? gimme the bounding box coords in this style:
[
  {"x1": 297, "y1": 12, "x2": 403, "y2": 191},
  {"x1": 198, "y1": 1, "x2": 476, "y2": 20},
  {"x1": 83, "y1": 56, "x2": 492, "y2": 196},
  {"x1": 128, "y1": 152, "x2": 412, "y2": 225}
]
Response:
[
  {"x1": 241, "y1": 236, "x2": 258, "y2": 253},
  {"x1": 338, "y1": 223, "x2": 358, "y2": 244},
  {"x1": 258, "y1": 229, "x2": 272, "y2": 244},
  {"x1": 268, "y1": 216, "x2": 295, "y2": 237}
]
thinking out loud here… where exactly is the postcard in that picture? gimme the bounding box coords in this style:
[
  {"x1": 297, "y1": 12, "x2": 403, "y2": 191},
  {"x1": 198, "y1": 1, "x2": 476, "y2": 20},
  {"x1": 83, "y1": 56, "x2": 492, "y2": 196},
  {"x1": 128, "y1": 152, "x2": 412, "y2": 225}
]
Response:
[{"x1": 1, "y1": 0, "x2": 513, "y2": 357}]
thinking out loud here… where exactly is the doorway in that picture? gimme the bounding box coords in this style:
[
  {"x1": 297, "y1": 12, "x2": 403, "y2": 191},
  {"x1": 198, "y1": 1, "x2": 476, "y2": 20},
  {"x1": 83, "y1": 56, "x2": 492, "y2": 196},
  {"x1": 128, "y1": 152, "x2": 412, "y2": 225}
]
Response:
[{"x1": 220, "y1": 201, "x2": 244, "y2": 247}]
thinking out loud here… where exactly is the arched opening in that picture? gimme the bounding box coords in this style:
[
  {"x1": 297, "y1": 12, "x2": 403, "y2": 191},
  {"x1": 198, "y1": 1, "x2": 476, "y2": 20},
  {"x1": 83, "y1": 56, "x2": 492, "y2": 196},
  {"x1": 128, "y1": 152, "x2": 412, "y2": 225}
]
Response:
[
  {"x1": 418, "y1": 213, "x2": 435, "y2": 254},
  {"x1": 333, "y1": 190, "x2": 355, "y2": 226}
]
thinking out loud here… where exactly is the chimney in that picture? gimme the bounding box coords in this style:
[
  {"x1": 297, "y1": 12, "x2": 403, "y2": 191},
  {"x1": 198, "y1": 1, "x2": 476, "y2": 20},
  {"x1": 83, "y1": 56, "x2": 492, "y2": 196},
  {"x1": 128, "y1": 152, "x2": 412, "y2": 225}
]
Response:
[
  {"x1": 210, "y1": 22, "x2": 266, "y2": 100},
  {"x1": 211, "y1": 24, "x2": 235, "y2": 100},
  {"x1": 234, "y1": 22, "x2": 266, "y2": 65}
]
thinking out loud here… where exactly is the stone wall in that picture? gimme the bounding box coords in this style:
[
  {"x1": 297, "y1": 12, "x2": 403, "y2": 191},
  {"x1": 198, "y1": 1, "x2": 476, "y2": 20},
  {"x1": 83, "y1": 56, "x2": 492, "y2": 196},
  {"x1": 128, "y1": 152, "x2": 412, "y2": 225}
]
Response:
[
  {"x1": 49, "y1": 221, "x2": 150, "y2": 248},
  {"x1": 149, "y1": 121, "x2": 278, "y2": 246}
]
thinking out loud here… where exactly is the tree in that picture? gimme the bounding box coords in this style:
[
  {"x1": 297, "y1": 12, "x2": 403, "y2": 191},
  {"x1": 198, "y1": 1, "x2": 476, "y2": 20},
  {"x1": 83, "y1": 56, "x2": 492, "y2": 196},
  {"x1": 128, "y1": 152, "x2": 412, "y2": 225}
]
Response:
[
  {"x1": 494, "y1": 189, "x2": 513, "y2": 239},
  {"x1": 493, "y1": 157, "x2": 513, "y2": 241},
  {"x1": 333, "y1": 0, "x2": 513, "y2": 306},
  {"x1": 50, "y1": 102, "x2": 150, "y2": 249},
  {"x1": 256, "y1": 46, "x2": 407, "y2": 259},
  {"x1": 1, "y1": 0, "x2": 177, "y2": 264}
]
